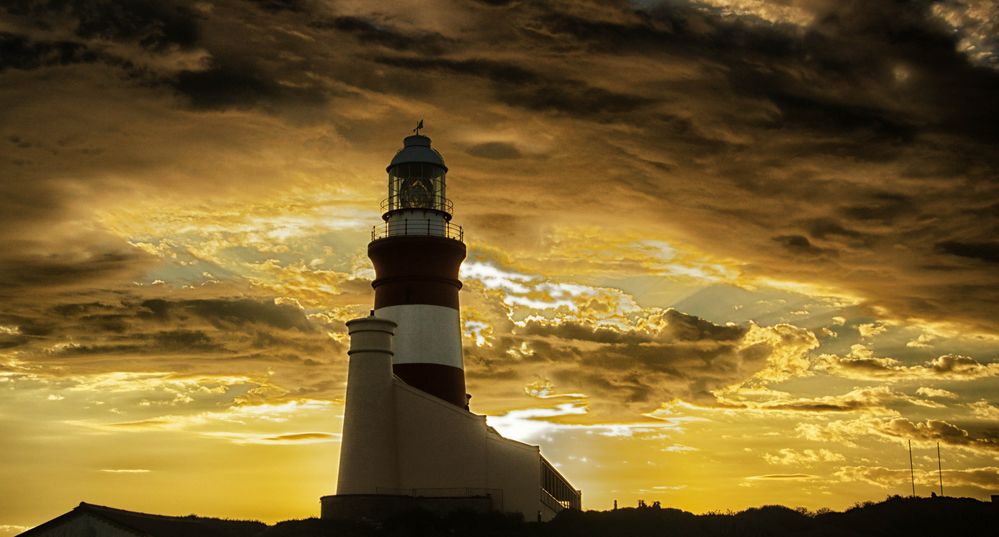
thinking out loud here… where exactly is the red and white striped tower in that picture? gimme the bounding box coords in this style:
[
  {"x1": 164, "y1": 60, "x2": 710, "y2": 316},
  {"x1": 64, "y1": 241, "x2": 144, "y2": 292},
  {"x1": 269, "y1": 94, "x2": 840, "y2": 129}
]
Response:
[{"x1": 368, "y1": 125, "x2": 468, "y2": 408}]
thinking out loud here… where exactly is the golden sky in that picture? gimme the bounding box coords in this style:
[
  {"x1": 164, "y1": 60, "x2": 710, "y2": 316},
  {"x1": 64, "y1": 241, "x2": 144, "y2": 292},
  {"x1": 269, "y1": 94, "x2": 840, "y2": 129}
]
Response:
[{"x1": 1, "y1": 0, "x2": 998, "y2": 533}]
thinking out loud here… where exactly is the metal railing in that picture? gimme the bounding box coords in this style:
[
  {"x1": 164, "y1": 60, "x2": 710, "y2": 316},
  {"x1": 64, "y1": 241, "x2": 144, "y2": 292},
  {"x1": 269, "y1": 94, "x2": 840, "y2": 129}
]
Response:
[
  {"x1": 371, "y1": 220, "x2": 464, "y2": 242},
  {"x1": 381, "y1": 195, "x2": 453, "y2": 215},
  {"x1": 541, "y1": 488, "x2": 567, "y2": 513},
  {"x1": 541, "y1": 457, "x2": 582, "y2": 511}
]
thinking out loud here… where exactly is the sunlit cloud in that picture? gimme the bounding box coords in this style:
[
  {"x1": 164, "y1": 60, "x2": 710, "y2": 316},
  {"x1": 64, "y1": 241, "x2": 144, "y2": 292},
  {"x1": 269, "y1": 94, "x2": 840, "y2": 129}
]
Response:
[
  {"x1": 816, "y1": 347, "x2": 999, "y2": 382},
  {"x1": 745, "y1": 474, "x2": 821, "y2": 482},
  {"x1": 486, "y1": 402, "x2": 701, "y2": 444},
  {"x1": 763, "y1": 448, "x2": 844, "y2": 466},
  {"x1": 837, "y1": 466, "x2": 999, "y2": 491},
  {"x1": 77, "y1": 399, "x2": 334, "y2": 432},
  {"x1": 796, "y1": 415, "x2": 998, "y2": 455},
  {"x1": 202, "y1": 432, "x2": 341, "y2": 445},
  {"x1": 99, "y1": 469, "x2": 151, "y2": 474},
  {"x1": 966, "y1": 400, "x2": 999, "y2": 420},
  {"x1": 916, "y1": 387, "x2": 958, "y2": 399}
]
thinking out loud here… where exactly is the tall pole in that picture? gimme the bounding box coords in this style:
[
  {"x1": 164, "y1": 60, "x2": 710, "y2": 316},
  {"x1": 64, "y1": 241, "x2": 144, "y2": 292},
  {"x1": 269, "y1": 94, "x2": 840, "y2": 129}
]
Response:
[
  {"x1": 908, "y1": 439, "x2": 916, "y2": 497},
  {"x1": 937, "y1": 442, "x2": 943, "y2": 497}
]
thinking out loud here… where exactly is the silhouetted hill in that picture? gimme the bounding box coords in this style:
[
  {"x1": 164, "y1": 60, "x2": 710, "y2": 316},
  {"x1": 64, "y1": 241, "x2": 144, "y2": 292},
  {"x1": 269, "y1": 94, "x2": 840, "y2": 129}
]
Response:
[
  {"x1": 20, "y1": 496, "x2": 998, "y2": 537},
  {"x1": 360, "y1": 496, "x2": 995, "y2": 537}
]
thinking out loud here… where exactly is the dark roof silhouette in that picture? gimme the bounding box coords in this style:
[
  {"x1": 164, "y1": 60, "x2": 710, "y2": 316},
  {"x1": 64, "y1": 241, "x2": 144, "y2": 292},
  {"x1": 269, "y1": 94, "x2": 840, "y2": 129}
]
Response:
[{"x1": 18, "y1": 502, "x2": 266, "y2": 537}]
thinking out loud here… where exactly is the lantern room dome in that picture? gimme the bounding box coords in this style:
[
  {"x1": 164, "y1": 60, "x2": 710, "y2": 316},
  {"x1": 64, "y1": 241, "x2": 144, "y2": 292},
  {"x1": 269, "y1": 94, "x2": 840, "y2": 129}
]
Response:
[{"x1": 387, "y1": 135, "x2": 447, "y2": 171}]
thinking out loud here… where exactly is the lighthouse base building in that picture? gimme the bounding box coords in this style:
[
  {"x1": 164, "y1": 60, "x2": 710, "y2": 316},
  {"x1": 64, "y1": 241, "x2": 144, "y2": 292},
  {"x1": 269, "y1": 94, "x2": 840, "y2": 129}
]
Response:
[
  {"x1": 321, "y1": 129, "x2": 580, "y2": 521},
  {"x1": 321, "y1": 315, "x2": 580, "y2": 522}
]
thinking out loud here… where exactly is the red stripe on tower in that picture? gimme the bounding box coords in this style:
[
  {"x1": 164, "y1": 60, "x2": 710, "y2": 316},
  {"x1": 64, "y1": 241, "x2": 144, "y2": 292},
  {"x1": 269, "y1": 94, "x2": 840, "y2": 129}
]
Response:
[{"x1": 368, "y1": 130, "x2": 468, "y2": 408}]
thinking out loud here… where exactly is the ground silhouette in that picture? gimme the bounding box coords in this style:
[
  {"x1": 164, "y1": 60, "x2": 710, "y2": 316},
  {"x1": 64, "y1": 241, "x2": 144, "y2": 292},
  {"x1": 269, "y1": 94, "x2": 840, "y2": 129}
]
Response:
[
  {"x1": 257, "y1": 496, "x2": 996, "y2": 537},
  {"x1": 20, "y1": 496, "x2": 996, "y2": 537}
]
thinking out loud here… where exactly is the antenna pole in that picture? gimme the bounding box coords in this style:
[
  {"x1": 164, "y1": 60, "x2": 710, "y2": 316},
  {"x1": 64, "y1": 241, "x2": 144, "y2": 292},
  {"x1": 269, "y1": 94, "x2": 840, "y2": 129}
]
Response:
[
  {"x1": 937, "y1": 442, "x2": 943, "y2": 497},
  {"x1": 908, "y1": 439, "x2": 916, "y2": 497}
]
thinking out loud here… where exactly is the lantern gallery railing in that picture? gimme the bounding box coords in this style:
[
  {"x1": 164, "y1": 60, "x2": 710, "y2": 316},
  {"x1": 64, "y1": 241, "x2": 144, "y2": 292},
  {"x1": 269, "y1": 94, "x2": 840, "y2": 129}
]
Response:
[
  {"x1": 381, "y1": 195, "x2": 454, "y2": 215},
  {"x1": 371, "y1": 220, "x2": 464, "y2": 242}
]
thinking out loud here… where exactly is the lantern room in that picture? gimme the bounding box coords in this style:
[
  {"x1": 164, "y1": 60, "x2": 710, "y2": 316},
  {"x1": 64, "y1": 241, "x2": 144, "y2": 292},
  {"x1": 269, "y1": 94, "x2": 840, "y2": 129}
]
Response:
[{"x1": 384, "y1": 134, "x2": 451, "y2": 218}]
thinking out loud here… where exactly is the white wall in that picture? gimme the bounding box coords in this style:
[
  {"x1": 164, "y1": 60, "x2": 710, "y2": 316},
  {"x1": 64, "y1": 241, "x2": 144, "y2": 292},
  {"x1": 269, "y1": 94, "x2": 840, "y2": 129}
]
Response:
[
  {"x1": 486, "y1": 432, "x2": 544, "y2": 520},
  {"x1": 392, "y1": 380, "x2": 545, "y2": 520},
  {"x1": 337, "y1": 314, "x2": 553, "y2": 520},
  {"x1": 336, "y1": 317, "x2": 399, "y2": 494},
  {"x1": 395, "y1": 381, "x2": 488, "y2": 489}
]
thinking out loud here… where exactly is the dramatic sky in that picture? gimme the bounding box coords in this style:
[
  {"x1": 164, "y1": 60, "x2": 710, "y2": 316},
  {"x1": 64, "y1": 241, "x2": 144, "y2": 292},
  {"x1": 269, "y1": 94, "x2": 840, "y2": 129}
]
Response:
[{"x1": 2, "y1": 0, "x2": 998, "y2": 532}]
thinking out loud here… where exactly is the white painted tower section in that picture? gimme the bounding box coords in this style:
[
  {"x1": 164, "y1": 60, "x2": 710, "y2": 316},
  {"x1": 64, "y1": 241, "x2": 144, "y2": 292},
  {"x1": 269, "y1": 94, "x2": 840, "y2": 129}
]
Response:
[
  {"x1": 374, "y1": 304, "x2": 463, "y2": 368},
  {"x1": 336, "y1": 315, "x2": 399, "y2": 495},
  {"x1": 385, "y1": 209, "x2": 451, "y2": 238}
]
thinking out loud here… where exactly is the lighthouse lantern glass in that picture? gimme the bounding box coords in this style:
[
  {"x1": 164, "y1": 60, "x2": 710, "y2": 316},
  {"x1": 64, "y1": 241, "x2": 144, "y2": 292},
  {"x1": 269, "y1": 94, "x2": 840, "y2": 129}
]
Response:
[{"x1": 388, "y1": 162, "x2": 447, "y2": 212}]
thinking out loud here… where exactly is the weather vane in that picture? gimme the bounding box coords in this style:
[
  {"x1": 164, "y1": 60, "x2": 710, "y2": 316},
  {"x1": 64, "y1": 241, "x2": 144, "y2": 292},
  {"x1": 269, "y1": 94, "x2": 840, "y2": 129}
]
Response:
[{"x1": 413, "y1": 119, "x2": 424, "y2": 135}]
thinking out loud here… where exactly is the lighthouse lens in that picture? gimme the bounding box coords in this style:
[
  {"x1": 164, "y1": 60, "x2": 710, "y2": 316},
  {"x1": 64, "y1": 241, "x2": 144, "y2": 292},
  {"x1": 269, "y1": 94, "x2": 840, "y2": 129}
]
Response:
[
  {"x1": 389, "y1": 163, "x2": 446, "y2": 212},
  {"x1": 400, "y1": 176, "x2": 433, "y2": 208}
]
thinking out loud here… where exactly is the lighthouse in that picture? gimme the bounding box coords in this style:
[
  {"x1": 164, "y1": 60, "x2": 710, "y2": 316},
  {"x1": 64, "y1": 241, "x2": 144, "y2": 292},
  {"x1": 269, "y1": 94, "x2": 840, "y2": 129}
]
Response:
[
  {"x1": 368, "y1": 128, "x2": 468, "y2": 408},
  {"x1": 323, "y1": 125, "x2": 581, "y2": 521}
]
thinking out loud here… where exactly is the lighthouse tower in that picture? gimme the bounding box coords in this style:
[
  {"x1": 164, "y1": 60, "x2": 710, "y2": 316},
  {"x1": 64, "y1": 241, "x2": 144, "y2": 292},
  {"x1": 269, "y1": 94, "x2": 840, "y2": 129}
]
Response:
[
  {"x1": 368, "y1": 128, "x2": 468, "y2": 408},
  {"x1": 324, "y1": 125, "x2": 580, "y2": 522}
]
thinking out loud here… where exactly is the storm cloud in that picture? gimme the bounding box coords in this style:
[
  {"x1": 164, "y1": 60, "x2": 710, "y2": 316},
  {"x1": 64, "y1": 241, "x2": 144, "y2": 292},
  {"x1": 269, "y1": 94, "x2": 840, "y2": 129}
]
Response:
[{"x1": 1, "y1": 0, "x2": 998, "y2": 520}]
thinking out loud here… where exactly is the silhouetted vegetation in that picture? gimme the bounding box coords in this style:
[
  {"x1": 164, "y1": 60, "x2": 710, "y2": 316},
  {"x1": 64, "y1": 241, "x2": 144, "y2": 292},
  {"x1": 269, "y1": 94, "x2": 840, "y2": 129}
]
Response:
[
  {"x1": 248, "y1": 496, "x2": 997, "y2": 537},
  {"x1": 24, "y1": 497, "x2": 996, "y2": 537}
]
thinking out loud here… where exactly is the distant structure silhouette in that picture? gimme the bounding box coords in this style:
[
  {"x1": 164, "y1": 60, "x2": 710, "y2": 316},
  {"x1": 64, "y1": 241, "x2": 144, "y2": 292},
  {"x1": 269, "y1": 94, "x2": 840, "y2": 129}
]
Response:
[
  {"x1": 937, "y1": 442, "x2": 944, "y2": 497},
  {"x1": 321, "y1": 125, "x2": 581, "y2": 521}
]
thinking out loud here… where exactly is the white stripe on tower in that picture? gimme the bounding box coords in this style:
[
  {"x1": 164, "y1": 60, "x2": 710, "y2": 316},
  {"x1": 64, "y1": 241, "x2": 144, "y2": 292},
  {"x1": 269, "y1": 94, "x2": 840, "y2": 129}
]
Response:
[{"x1": 374, "y1": 304, "x2": 463, "y2": 369}]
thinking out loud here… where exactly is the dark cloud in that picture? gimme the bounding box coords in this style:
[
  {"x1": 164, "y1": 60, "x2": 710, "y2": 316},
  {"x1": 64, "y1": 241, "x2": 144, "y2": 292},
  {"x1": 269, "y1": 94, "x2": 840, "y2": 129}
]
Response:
[
  {"x1": 0, "y1": 289, "x2": 345, "y2": 407},
  {"x1": 805, "y1": 218, "x2": 869, "y2": 244},
  {"x1": 0, "y1": 247, "x2": 152, "y2": 296},
  {"x1": 0, "y1": 33, "x2": 97, "y2": 71},
  {"x1": 70, "y1": 0, "x2": 199, "y2": 51},
  {"x1": 880, "y1": 417, "x2": 998, "y2": 453},
  {"x1": 245, "y1": 0, "x2": 308, "y2": 13},
  {"x1": 772, "y1": 235, "x2": 835, "y2": 257},
  {"x1": 0, "y1": 1, "x2": 330, "y2": 113},
  {"x1": 467, "y1": 142, "x2": 522, "y2": 160},
  {"x1": 840, "y1": 193, "x2": 913, "y2": 225},
  {"x1": 3, "y1": 0, "x2": 199, "y2": 51},
  {"x1": 312, "y1": 16, "x2": 452, "y2": 55},
  {"x1": 934, "y1": 241, "x2": 999, "y2": 264},
  {"x1": 171, "y1": 63, "x2": 325, "y2": 110},
  {"x1": 815, "y1": 352, "x2": 999, "y2": 381},
  {"x1": 373, "y1": 55, "x2": 652, "y2": 117},
  {"x1": 260, "y1": 432, "x2": 336, "y2": 442},
  {"x1": 139, "y1": 298, "x2": 314, "y2": 332},
  {"x1": 152, "y1": 329, "x2": 217, "y2": 351}
]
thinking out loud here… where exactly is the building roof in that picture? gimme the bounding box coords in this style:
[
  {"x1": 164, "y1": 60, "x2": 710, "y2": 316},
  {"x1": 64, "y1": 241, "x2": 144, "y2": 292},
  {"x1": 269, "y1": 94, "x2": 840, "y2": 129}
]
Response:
[
  {"x1": 19, "y1": 502, "x2": 267, "y2": 537},
  {"x1": 387, "y1": 134, "x2": 447, "y2": 171}
]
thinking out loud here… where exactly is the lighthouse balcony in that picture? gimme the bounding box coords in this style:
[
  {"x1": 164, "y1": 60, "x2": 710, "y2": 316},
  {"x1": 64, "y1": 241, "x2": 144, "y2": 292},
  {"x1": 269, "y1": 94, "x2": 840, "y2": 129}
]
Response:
[
  {"x1": 381, "y1": 195, "x2": 454, "y2": 217},
  {"x1": 371, "y1": 219, "x2": 464, "y2": 242}
]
